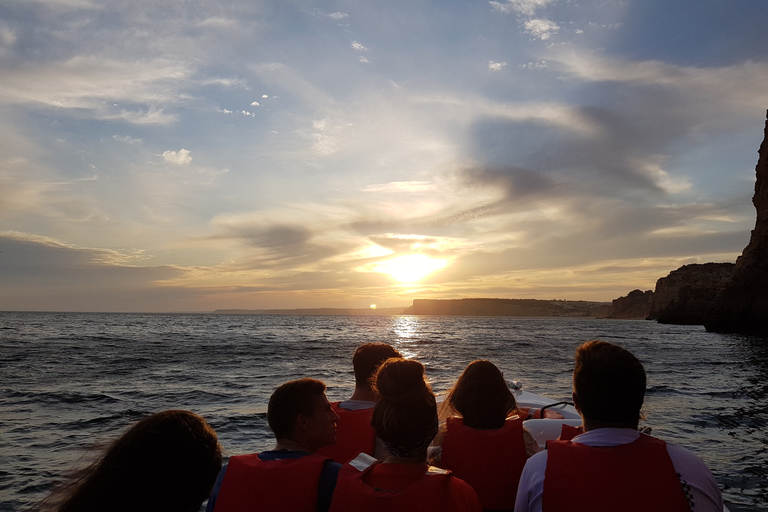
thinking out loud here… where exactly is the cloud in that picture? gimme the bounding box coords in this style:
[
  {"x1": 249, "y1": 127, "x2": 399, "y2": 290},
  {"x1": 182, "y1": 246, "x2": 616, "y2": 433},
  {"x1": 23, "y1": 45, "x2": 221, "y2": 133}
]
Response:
[
  {"x1": 113, "y1": 134, "x2": 142, "y2": 145},
  {"x1": 209, "y1": 217, "x2": 342, "y2": 270},
  {"x1": 162, "y1": 149, "x2": 192, "y2": 166},
  {"x1": 0, "y1": 231, "x2": 193, "y2": 312},
  {"x1": 520, "y1": 60, "x2": 549, "y2": 70},
  {"x1": 351, "y1": 41, "x2": 369, "y2": 52},
  {"x1": 524, "y1": 19, "x2": 559, "y2": 40},
  {"x1": 363, "y1": 181, "x2": 437, "y2": 193},
  {"x1": 489, "y1": 0, "x2": 553, "y2": 16},
  {"x1": 201, "y1": 77, "x2": 248, "y2": 88},
  {"x1": 197, "y1": 17, "x2": 238, "y2": 29},
  {"x1": 0, "y1": 26, "x2": 16, "y2": 55},
  {"x1": 0, "y1": 56, "x2": 191, "y2": 124},
  {"x1": 551, "y1": 52, "x2": 768, "y2": 111},
  {"x1": 489, "y1": 61, "x2": 507, "y2": 72},
  {"x1": 251, "y1": 62, "x2": 333, "y2": 107}
]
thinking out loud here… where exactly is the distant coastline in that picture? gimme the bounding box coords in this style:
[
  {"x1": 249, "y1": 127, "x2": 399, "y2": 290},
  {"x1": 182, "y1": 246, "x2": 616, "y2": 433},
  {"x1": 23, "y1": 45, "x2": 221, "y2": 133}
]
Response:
[
  {"x1": 212, "y1": 307, "x2": 407, "y2": 316},
  {"x1": 213, "y1": 298, "x2": 612, "y2": 318}
]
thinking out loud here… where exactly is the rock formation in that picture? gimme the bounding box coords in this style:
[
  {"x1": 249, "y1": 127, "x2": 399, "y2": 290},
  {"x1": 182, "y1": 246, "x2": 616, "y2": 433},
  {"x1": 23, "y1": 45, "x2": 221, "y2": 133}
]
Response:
[
  {"x1": 706, "y1": 111, "x2": 768, "y2": 336},
  {"x1": 402, "y1": 298, "x2": 611, "y2": 317},
  {"x1": 606, "y1": 289, "x2": 654, "y2": 319},
  {"x1": 647, "y1": 263, "x2": 734, "y2": 325}
]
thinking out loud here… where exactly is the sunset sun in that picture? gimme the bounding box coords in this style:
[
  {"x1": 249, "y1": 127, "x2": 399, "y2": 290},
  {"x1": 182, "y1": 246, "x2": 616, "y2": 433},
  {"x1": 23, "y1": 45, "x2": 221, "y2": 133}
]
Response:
[{"x1": 374, "y1": 254, "x2": 448, "y2": 283}]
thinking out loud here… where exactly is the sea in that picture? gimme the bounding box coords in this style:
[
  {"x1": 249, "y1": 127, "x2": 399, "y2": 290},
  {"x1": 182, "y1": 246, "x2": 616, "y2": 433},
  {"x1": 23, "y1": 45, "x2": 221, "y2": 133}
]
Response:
[{"x1": 0, "y1": 312, "x2": 766, "y2": 511}]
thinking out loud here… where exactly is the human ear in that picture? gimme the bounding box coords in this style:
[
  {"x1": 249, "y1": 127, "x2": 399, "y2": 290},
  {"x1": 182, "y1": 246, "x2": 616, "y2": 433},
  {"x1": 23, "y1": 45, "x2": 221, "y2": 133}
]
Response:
[{"x1": 572, "y1": 392, "x2": 581, "y2": 413}]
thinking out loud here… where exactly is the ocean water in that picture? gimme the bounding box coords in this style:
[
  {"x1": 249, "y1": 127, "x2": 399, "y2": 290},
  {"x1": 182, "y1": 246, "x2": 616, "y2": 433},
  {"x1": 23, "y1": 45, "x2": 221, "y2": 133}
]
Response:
[{"x1": 0, "y1": 312, "x2": 766, "y2": 511}]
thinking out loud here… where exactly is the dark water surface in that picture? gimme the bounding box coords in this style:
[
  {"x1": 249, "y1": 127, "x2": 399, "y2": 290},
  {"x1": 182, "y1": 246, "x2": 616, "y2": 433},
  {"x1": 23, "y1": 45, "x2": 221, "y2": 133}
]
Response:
[{"x1": 1, "y1": 312, "x2": 766, "y2": 510}]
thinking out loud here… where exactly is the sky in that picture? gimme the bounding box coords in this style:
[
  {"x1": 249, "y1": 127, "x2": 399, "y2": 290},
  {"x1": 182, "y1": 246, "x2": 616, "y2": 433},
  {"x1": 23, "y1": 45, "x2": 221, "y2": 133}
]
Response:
[{"x1": 1, "y1": 0, "x2": 767, "y2": 312}]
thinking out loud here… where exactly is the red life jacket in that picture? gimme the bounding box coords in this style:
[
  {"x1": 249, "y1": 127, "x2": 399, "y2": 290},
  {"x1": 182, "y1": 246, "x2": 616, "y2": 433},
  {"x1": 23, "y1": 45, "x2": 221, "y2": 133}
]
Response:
[
  {"x1": 558, "y1": 423, "x2": 583, "y2": 441},
  {"x1": 440, "y1": 416, "x2": 527, "y2": 511},
  {"x1": 316, "y1": 402, "x2": 376, "y2": 463},
  {"x1": 213, "y1": 452, "x2": 329, "y2": 512},
  {"x1": 329, "y1": 455, "x2": 479, "y2": 512},
  {"x1": 543, "y1": 434, "x2": 692, "y2": 512}
]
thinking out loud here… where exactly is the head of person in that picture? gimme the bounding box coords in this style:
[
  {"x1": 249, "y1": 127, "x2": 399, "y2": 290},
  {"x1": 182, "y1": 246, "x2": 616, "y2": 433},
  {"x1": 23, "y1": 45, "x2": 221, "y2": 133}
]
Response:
[
  {"x1": 42, "y1": 410, "x2": 222, "y2": 512},
  {"x1": 573, "y1": 340, "x2": 646, "y2": 428},
  {"x1": 353, "y1": 343, "x2": 402, "y2": 389},
  {"x1": 444, "y1": 359, "x2": 519, "y2": 429},
  {"x1": 371, "y1": 357, "x2": 438, "y2": 460},
  {"x1": 267, "y1": 378, "x2": 338, "y2": 452}
]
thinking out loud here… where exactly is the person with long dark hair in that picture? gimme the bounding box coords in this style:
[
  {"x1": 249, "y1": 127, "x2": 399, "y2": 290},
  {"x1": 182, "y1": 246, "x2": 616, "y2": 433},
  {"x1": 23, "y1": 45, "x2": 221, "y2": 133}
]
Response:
[
  {"x1": 431, "y1": 360, "x2": 539, "y2": 511},
  {"x1": 329, "y1": 357, "x2": 481, "y2": 512},
  {"x1": 37, "y1": 409, "x2": 222, "y2": 512}
]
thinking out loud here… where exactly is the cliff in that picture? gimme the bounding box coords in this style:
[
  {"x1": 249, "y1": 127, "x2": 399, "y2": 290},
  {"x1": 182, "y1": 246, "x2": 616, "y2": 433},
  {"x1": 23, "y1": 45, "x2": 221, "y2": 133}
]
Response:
[
  {"x1": 647, "y1": 263, "x2": 735, "y2": 325},
  {"x1": 402, "y1": 298, "x2": 611, "y2": 317},
  {"x1": 706, "y1": 111, "x2": 768, "y2": 336},
  {"x1": 606, "y1": 289, "x2": 654, "y2": 319}
]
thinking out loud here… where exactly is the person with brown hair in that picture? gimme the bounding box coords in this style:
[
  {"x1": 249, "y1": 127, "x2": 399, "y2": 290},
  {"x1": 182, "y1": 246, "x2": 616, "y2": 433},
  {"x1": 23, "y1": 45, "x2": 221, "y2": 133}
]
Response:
[
  {"x1": 432, "y1": 360, "x2": 540, "y2": 511},
  {"x1": 317, "y1": 342, "x2": 401, "y2": 463},
  {"x1": 207, "y1": 378, "x2": 341, "y2": 512},
  {"x1": 515, "y1": 340, "x2": 724, "y2": 512},
  {"x1": 37, "y1": 410, "x2": 222, "y2": 512},
  {"x1": 329, "y1": 357, "x2": 481, "y2": 512}
]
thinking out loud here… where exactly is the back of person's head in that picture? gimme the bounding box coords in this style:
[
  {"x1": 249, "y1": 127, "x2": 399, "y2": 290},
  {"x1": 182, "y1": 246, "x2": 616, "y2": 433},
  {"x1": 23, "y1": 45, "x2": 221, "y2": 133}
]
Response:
[
  {"x1": 445, "y1": 359, "x2": 518, "y2": 429},
  {"x1": 353, "y1": 343, "x2": 402, "y2": 388},
  {"x1": 268, "y1": 378, "x2": 326, "y2": 439},
  {"x1": 371, "y1": 358, "x2": 437, "y2": 458},
  {"x1": 41, "y1": 410, "x2": 221, "y2": 512},
  {"x1": 573, "y1": 340, "x2": 646, "y2": 425}
]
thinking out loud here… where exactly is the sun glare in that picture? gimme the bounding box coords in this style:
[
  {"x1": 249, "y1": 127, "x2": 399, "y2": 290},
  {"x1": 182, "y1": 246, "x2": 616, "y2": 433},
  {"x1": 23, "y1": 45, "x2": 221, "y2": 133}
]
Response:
[{"x1": 375, "y1": 254, "x2": 448, "y2": 283}]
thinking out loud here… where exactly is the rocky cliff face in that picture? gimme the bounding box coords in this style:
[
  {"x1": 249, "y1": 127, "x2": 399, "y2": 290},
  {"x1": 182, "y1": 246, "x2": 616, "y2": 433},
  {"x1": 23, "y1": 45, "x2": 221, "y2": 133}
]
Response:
[
  {"x1": 402, "y1": 298, "x2": 611, "y2": 317},
  {"x1": 647, "y1": 263, "x2": 735, "y2": 325},
  {"x1": 706, "y1": 111, "x2": 768, "y2": 336},
  {"x1": 606, "y1": 289, "x2": 654, "y2": 319}
]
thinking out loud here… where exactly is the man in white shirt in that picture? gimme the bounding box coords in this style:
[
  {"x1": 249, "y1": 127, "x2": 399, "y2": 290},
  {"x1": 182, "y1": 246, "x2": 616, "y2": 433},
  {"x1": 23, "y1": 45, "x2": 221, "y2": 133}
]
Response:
[{"x1": 514, "y1": 340, "x2": 723, "y2": 512}]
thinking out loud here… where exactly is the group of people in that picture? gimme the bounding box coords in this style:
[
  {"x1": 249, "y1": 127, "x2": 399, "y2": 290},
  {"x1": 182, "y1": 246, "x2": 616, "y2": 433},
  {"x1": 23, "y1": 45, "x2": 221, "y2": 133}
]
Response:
[{"x1": 38, "y1": 340, "x2": 725, "y2": 512}]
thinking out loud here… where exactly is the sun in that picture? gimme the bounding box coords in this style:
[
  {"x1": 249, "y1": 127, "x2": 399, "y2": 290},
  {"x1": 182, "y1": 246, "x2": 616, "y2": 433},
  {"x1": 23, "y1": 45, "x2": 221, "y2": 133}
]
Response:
[{"x1": 374, "y1": 254, "x2": 448, "y2": 283}]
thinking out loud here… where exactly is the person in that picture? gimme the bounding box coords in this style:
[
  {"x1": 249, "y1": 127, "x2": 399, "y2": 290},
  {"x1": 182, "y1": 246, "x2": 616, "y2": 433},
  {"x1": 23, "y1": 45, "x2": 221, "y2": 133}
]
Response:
[
  {"x1": 514, "y1": 340, "x2": 724, "y2": 512},
  {"x1": 207, "y1": 378, "x2": 341, "y2": 512},
  {"x1": 36, "y1": 409, "x2": 222, "y2": 512},
  {"x1": 431, "y1": 360, "x2": 540, "y2": 511},
  {"x1": 316, "y1": 342, "x2": 401, "y2": 463},
  {"x1": 329, "y1": 357, "x2": 482, "y2": 512}
]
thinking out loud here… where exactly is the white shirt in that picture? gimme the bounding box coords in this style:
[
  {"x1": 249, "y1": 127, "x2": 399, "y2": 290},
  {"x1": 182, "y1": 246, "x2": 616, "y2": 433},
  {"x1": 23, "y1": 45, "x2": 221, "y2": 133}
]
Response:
[{"x1": 514, "y1": 428, "x2": 724, "y2": 512}]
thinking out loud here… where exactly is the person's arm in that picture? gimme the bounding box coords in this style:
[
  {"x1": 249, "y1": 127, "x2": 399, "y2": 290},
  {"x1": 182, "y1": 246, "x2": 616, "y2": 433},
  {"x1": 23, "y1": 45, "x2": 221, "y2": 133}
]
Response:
[
  {"x1": 666, "y1": 444, "x2": 724, "y2": 512},
  {"x1": 514, "y1": 452, "x2": 548, "y2": 512},
  {"x1": 204, "y1": 465, "x2": 227, "y2": 512},
  {"x1": 522, "y1": 428, "x2": 540, "y2": 457}
]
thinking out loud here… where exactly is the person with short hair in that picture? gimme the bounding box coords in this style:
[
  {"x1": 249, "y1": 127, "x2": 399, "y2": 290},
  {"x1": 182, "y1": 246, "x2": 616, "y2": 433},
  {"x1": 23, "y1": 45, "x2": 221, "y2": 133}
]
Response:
[
  {"x1": 514, "y1": 340, "x2": 724, "y2": 512},
  {"x1": 207, "y1": 378, "x2": 341, "y2": 512},
  {"x1": 316, "y1": 342, "x2": 401, "y2": 463},
  {"x1": 329, "y1": 357, "x2": 482, "y2": 512},
  {"x1": 37, "y1": 410, "x2": 222, "y2": 512}
]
